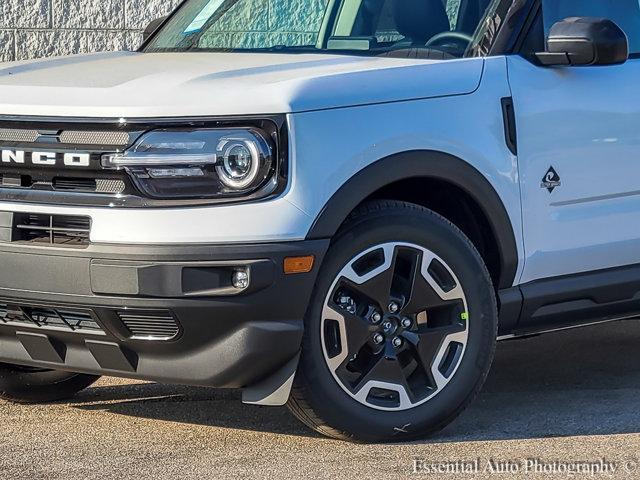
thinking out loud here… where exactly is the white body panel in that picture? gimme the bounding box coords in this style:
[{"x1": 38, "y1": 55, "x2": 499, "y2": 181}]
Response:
[
  {"x1": 0, "y1": 52, "x2": 482, "y2": 117},
  {"x1": 509, "y1": 56, "x2": 640, "y2": 284},
  {"x1": 0, "y1": 53, "x2": 524, "y2": 282}
]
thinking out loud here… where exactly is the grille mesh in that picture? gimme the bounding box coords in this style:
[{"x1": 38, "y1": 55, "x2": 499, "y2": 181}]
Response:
[
  {"x1": 0, "y1": 129, "x2": 39, "y2": 143},
  {"x1": 52, "y1": 177, "x2": 126, "y2": 195},
  {"x1": 95, "y1": 178, "x2": 126, "y2": 194},
  {"x1": 58, "y1": 130, "x2": 130, "y2": 146},
  {"x1": 0, "y1": 129, "x2": 129, "y2": 146}
]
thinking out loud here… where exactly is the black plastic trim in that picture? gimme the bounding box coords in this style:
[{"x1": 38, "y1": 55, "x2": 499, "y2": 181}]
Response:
[
  {"x1": 501, "y1": 97, "x2": 518, "y2": 155},
  {"x1": 306, "y1": 150, "x2": 519, "y2": 289},
  {"x1": 497, "y1": 286, "x2": 523, "y2": 335},
  {"x1": 511, "y1": 263, "x2": 640, "y2": 335},
  {"x1": 0, "y1": 239, "x2": 329, "y2": 388},
  {"x1": 138, "y1": 0, "x2": 189, "y2": 51},
  {"x1": 487, "y1": 0, "x2": 539, "y2": 56}
]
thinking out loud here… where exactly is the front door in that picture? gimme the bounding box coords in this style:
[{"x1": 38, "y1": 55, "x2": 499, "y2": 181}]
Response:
[{"x1": 509, "y1": 0, "x2": 640, "y2": 285}]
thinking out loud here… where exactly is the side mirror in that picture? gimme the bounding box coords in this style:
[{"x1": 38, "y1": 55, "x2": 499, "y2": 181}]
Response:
[
  {"x1": 143, "y1": 16, "x2": 168, "y2": 42},
  {"x1": 535, "y1": 17, "x2": 628, "y2": 67}
]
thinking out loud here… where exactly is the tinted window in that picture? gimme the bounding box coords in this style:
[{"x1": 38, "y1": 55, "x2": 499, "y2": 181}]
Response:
[{"x1": 542, "y1": 0, "x2": 640, "y2": 54}]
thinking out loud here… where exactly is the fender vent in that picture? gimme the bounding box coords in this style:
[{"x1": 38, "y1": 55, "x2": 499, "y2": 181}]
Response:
[{"x1": 117, "y1": 311, "x2": 180, "y2": 341}]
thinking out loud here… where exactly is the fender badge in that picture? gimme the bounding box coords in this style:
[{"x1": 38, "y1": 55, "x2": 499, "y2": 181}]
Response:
[{"x1": 541, "y1": 166, "x2": 561, "y2": 193}]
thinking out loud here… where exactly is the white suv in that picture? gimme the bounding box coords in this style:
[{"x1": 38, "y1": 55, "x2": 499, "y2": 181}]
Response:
[{"x1": 0, "y1": 0, "x2": 637, "y2": 442}]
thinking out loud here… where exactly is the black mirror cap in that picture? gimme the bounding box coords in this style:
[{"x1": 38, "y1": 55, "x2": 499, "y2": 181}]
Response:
[
  {"x1": 143, "y1": 16, "x2": 168, "y2": 42},
  {"x1": 536, "y1": 17, "x2": 629, "y2": 67}
]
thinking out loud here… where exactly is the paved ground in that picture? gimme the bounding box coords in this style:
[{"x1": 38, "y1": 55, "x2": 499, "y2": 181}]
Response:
[{"x1": 2, "y1": 320, "x2": 640, "y2": 479}]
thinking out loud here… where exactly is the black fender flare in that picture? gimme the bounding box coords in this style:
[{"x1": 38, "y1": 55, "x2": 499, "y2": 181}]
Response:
[{"x1": 306, "y1": 150, "x2": 519, "y2": 289}]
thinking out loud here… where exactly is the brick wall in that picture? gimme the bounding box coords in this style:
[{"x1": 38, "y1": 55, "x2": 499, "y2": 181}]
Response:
[{"x1": 0, "y1": 0, "x2": 183, "y2": 62}]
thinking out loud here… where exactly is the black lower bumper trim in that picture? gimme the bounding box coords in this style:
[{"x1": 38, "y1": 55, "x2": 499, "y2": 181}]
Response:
[{"x1": 0, "y1": 239, "x2": 329, "y2": 388}]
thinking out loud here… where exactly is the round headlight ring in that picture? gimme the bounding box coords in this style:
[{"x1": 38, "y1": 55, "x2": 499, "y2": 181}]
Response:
[{"x1": 216, "y1": 137, "x2": 262, "y2": 190}]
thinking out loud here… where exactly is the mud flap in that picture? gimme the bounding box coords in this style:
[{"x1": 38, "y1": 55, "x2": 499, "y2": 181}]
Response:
[{"x1": 242, "y1": 352, "x2": 300, "y2": 406}]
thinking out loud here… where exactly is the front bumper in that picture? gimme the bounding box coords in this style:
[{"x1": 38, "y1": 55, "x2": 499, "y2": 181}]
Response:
[{"x1": 0, "y1": 240, "x2": 328, "y2": 388}]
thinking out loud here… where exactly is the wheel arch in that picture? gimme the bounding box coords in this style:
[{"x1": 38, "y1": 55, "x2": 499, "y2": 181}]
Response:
[{"x1": 306, "y1": 150, "x2": 518, "y2": 290}]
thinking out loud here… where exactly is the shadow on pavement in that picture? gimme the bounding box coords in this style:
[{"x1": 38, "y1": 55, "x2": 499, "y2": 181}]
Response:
[{"x1": 71, "y1": 319, "x2": 640, "y2": 442}]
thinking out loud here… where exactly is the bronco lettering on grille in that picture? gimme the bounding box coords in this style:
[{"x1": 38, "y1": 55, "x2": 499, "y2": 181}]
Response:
[{"x1": 1, "y1": 149, "x2": 90, "y2": 167}]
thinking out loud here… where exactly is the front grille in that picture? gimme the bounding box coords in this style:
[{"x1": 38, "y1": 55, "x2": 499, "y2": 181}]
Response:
[
  {"x1": 52, "y1": 177, "x2": 97, "y2": 192},
  {"x1": 58, "y1": 130, "x2": 130, "y2": 146},
  {"x1": 52, "y1": 177, "x2": 126, "y2": 194},
  {"x1": 0, "y1": 128, "x2": 39, "y2": 143},
  {"x1": 95, "y1": 178, "x2": 127, "y2": 194},
  {"x1": 117, "y1": 311, "x2": 180, "y2": 340},
  {"x1": 0, "y1": 303, "x2": 104, "y2": 334},
  {"x1": 0, "y1": 128, "x2": 130, "y2": 146},
  {"x1": 13, "y1": 213, "x2": 91, "y2": 247}
]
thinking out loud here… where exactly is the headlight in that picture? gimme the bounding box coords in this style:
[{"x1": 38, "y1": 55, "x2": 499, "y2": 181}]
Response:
[
  {"x1": 216, "y1": 136, "x2": 261, "y2": 189},
  {"x1": 102, "y1": 128, "x2": 276, "y2": 200}
]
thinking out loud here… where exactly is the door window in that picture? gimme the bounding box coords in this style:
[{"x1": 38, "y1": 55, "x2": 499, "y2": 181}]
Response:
[{"x1": 542, "y1": 0, "x2": 640, "y2": 54}]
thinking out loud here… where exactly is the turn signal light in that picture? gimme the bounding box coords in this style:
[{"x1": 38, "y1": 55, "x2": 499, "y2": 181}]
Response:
[{"x1": 284, "y1": 256, "x2": 315, "y2": 274}]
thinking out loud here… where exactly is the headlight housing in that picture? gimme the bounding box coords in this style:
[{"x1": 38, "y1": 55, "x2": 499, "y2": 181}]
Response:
[{"x1": 102, "y1": 128, "x2": 276, "y2": 200}]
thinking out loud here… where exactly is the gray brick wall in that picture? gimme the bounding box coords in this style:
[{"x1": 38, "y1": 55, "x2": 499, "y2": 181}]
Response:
[{"x1": 0, "y1": 0, "x2": 183, "y2": 62}]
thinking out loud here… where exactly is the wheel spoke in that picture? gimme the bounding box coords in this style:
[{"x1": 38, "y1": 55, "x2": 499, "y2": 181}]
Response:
[
  {"x1": 342, "y1": 246, "x2": 400, "y2": 306},
  {"x1": 351, "y1": 343, "x2": 415, "y2": 405},
  {"x1": 324, "y1": 304, "x2": 376, "y2": 372},
  {"x1": 402, "y1": 261, "x2": 452, "y2": 315},
  {"x1": 402, "y1": 322, "x2": 466, "y2": 387},
  {"x1": 337, "y1": 307, "x2": 376, "y2": 357},
  {"x1": 402, "y1": 254, "x2": 465, "y2": 315}
]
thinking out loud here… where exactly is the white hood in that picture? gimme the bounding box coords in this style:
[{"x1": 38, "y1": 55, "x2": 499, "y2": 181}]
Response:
[{"x1": 0, "y1": 51, "x2": 483, "y2": 118}]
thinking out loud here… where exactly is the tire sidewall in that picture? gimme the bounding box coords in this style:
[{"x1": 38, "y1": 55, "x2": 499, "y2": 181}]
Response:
[{"x1": 0, "y1": 364, "x2": 99, "y2": 403}]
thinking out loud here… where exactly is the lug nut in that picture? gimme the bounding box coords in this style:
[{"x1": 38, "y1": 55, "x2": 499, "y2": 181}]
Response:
[
  {"x1": 338, "y1": 295, "x2": 356, "y2": 314},
  {"x1": 392, "y1": 337, "x2": 402, "y2": 348},
  {"x1": 401, "y1": 318, "x2": 412, "y2": 328},
  {"x1": 373, "y1": 333, "x2": 384, "y2": 345},
  {"x1": 388, "y1": 302, "x2": 399, "y2": 313},
  {"x1": 371, "y1": 312, "x2": 382, "y2": 323}
]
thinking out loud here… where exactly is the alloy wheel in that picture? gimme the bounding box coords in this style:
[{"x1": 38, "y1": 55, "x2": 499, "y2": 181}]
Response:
[{"x1": 320, "y1": 242, "x2": 468, "y2": 411}]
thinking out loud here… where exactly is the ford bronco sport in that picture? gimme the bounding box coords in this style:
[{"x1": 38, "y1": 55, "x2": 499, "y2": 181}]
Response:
[{"x1": 0, "y1": 0, "x2": 636, "y2": 442}]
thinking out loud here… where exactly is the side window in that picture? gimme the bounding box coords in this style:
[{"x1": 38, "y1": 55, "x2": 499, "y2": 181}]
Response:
[{"x1": 542, "y1": 0, "x2": 640, "y2": 54}]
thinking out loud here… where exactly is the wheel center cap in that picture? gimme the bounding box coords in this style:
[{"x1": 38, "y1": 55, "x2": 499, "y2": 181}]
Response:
[{"x1": 382, "y1": 317, "x2": 398, "y2": 334}]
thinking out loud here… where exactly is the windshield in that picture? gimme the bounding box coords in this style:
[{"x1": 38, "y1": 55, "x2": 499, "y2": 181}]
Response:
[{"x1": 145, "y1": 0, "x2": 505, "y2": 58}]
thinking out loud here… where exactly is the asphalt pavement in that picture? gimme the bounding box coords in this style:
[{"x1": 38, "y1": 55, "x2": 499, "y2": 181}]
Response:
[{"x1": 2, "y1": 320, "x2": 640, "y2": 479}]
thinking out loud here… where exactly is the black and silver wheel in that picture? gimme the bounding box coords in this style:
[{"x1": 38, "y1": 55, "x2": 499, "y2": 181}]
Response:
[
  {"x1": 288, "y1": 201, "x2": 497, "y2": 442},
  {"x1": 0, "y1": 364, "x2": 100, "y2": 404}
]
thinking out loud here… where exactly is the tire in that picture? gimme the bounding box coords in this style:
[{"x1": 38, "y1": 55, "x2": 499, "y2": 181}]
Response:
[
  {"x1": 287, "y1": 200, "x2": 497, "y2": 442},
  {"x1": 0, "y1": 364, "x2": 100, "y2": 404}
]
